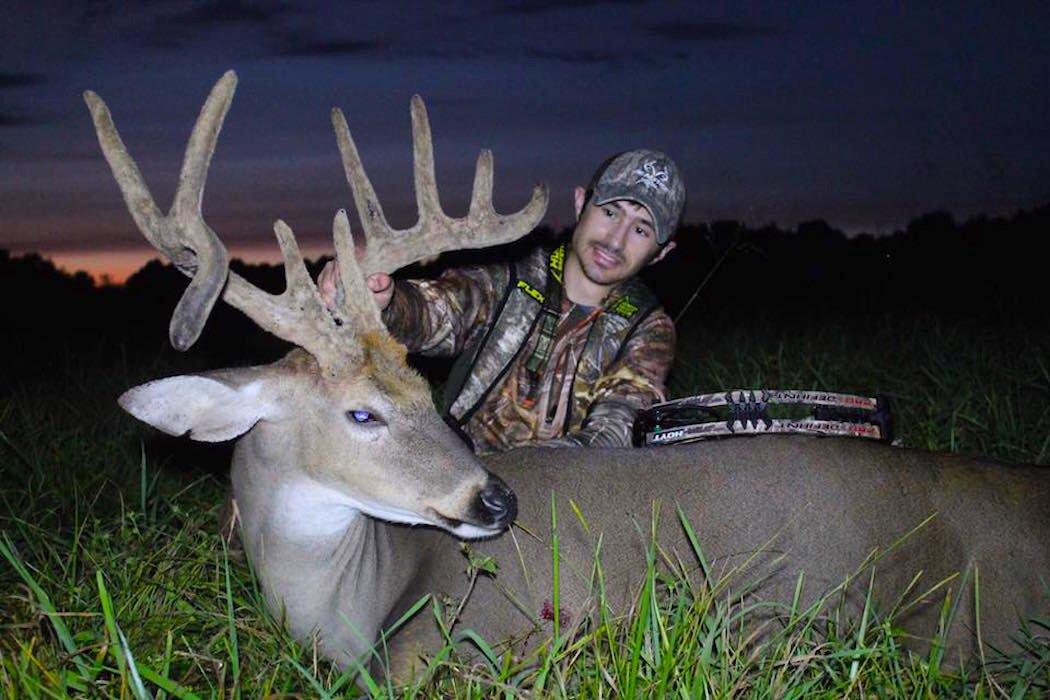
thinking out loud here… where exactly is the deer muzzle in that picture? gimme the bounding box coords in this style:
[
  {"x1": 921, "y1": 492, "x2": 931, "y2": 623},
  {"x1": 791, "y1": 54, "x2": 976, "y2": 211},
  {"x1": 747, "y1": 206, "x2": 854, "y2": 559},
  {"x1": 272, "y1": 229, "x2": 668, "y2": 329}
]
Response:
[{"x1": 474, "y1": 475, "x2": 517, "y2": 530}]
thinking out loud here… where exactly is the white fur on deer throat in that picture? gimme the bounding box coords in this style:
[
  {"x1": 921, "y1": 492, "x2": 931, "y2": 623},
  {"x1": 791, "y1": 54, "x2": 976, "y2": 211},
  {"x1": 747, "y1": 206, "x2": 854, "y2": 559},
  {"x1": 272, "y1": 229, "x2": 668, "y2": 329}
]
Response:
[
  {"x1": 273, "y1": 477, "x2": 429, "y2": 540},
  {"x1": 274, "y1": 476, "x2": 501, "y2": 542}
]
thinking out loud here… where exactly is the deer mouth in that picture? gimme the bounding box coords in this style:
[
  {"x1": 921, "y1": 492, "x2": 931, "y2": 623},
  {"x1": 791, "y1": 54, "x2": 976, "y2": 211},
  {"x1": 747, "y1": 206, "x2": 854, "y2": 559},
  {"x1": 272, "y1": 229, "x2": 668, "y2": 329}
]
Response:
[
  {"x1": 428, "y1": 477, "x2": 517, "y2": 539},
  {"x1": 428, "y1": 510, "x2": 509, "y2": 540}
]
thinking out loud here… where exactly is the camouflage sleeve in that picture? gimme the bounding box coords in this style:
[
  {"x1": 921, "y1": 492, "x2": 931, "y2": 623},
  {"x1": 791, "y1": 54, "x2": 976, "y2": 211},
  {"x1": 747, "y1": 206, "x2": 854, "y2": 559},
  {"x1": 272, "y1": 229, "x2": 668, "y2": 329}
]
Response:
[
  {"x1": 381, "y1": 265, "x2": 500, "y2": 357},
  {"x1": 547, "y1": 309, "x2": 676, "y2": 449}
]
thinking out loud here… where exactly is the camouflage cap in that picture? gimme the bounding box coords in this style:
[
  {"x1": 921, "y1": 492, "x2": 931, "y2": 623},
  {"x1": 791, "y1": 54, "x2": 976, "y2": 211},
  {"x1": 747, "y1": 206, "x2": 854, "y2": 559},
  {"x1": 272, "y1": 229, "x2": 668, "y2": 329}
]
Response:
[{"x1": 589, "y1": 149, "x2": 686, "y2": 245}]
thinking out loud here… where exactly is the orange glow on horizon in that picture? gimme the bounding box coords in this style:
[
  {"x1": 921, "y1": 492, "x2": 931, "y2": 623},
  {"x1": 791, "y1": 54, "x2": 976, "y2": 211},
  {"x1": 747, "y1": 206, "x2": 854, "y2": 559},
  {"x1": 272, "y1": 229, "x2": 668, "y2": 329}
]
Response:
[{"x1": 40, "y1": 242, "x2": 337, "y2": 285}]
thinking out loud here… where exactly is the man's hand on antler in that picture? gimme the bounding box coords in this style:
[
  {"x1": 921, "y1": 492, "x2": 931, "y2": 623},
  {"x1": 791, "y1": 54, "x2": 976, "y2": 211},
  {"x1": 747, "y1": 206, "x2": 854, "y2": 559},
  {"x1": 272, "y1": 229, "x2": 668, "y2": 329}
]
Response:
[{"x1": 318, "y1": 260, "x2": 394, "y2": 312}]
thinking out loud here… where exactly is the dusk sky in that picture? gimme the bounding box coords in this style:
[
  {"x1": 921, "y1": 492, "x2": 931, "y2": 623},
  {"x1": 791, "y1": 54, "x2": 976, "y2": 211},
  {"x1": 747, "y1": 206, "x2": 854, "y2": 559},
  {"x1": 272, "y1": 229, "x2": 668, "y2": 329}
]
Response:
[{"x1": 2, "y1": 1, "x2": 1047, "y2": 281}]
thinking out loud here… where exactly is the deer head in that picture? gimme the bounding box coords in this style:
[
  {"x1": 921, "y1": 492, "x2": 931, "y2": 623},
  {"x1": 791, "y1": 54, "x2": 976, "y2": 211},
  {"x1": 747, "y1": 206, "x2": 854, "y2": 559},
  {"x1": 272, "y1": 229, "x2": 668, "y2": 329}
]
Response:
[{"x1": 87, "y1": 71, "x2": 548, "y2": 538}]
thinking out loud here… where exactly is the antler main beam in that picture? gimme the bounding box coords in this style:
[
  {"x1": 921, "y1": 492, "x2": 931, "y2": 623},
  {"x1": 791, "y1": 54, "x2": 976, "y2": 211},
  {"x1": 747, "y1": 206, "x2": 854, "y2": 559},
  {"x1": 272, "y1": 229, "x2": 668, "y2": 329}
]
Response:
[
  {"x1": 332, "y1": 97, "x2": 549, "y2": 276},
  {"x1": 85, "y1": 71, "x2": 377, "y2": 371}
]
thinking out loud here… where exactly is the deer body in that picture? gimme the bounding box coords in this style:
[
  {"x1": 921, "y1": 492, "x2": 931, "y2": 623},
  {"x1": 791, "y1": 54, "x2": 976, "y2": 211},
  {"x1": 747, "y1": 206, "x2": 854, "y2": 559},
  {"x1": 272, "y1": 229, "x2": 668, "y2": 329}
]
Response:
[
  {"x1": 476, "y1": 442, "x2": 1048, "y2": 658},
  {"x1": 88, "y1": 72, "x2": 1049, "y2": 682},
  {"x1": 229, "y1": 419, "x2": 1049, "y2": 677}
]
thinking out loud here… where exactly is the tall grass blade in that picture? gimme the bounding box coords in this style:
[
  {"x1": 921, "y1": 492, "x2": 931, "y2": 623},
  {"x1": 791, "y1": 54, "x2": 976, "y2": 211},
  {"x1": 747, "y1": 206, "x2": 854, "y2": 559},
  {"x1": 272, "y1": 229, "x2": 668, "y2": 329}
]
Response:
[
  {"x1": 284, "y1": 657, "x2": 333, "y2": 700},
  {"x1": 222, "y1": 542, "x2": 241, "y2": 700},
  {"x1": 0, "y1": 534, "x2": 94, "y2": 681},
  {"x1": 96, "y1": 570, "x2": 150, "y2": 700}
]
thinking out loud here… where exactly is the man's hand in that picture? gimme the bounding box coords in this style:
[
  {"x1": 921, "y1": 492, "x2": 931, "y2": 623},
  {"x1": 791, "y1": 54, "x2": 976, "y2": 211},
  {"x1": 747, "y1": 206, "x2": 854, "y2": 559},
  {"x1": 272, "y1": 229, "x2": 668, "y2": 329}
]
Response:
[{"x1": 318, "y1": 260, "x2": 395, "y2": 312}]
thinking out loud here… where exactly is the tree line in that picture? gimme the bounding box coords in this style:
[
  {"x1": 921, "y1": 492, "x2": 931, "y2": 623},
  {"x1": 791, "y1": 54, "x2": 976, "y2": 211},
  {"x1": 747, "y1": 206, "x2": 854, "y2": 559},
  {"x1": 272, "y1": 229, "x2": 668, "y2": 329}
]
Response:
[{"x1": 2, "y1": 203, "x2": 1046, "y2": 383}]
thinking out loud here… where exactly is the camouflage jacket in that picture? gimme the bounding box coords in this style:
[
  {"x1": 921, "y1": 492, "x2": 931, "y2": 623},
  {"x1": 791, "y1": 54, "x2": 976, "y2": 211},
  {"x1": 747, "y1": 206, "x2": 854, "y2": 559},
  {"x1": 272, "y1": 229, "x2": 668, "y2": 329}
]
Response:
[{"x1": 382, "y1": 245, "x2": 676, "y2": 454}]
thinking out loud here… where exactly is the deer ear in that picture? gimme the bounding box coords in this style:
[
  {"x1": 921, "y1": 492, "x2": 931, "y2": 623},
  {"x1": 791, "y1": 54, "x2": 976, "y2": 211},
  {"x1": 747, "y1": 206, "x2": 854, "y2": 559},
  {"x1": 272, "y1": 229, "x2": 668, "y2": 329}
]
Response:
[{"x1": 119, "y1": 373, "x2": 279, "y2": 443}]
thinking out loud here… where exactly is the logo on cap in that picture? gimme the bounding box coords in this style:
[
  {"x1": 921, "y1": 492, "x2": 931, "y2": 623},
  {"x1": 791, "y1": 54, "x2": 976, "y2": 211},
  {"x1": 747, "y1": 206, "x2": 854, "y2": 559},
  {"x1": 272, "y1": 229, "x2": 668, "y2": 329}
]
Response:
[{"x1": 633, "y1": 160, "x2": 671, "y2": 194}]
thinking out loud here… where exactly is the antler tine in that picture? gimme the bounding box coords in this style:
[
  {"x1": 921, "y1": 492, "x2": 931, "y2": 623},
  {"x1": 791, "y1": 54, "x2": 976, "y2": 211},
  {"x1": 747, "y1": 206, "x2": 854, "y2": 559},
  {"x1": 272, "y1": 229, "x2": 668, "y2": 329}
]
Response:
[
  {"x1": 409, "y1": 95, "x2": 444, "y2": 224},
  {"x1": 332, "y1": 94, "x2": 550, "y2": 277},
  {"x1": 86, "y1": 72, "x2": 236, "y2": 351},
  {"x1": 462, "y1": 147, "x2": 550, "y2": 247},
  {"x1": 468, "y1": 149, "x2": 495, "y2": 220},
  {"x1": 173, "y1": 72, "x2": 234, "y2": 219},
  {"x1": 88, "y1": 72, "x2": 362, "y2": 374},
  {"x1": 332, "y1": 209, "x2": 385, "y2": 333},
  {"x1": 227, "y1": 219, "x2": 360, "y2": 369},
  {"x1": 331, "y1": 107, "x2": 393, "y2": 249}
]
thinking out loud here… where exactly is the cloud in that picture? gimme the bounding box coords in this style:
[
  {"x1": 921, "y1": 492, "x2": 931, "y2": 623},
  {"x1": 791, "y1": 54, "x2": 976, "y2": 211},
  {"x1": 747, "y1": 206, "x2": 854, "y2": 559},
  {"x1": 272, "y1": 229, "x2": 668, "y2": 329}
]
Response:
[
  {"x1": 132, "y1": 0, "x2": 288, "y2": 49},
  {"x1": 522, "y1": 48, "x2": 613, "y2": 63},
  {"x1": 0, "y1": 72, "x2": 47, "y2": 89},
  {"x1": 499, "y1": 0, "x2": 643, "y2": 15},
  {"x1": 521, "y1": 47, "x2": 685, "y2": 66},
  {"x1": 0, "y1": 112, "x2": 36, "y2": 127},
  {"x1": 169, "y1": 0, "x2": 285, "y2": 28},
  {"x1": 415, "y1": 46, "x2": 486, "y2": 60},
  {"x1": 276, "y1": 37, "x2": 386, "y2": 57},
  {"x1": 269, "y1": 36, "x2": 674, "y2": 65},
  {"x1": 644, "y1": 21, "x2": 777, "y2": 42}
]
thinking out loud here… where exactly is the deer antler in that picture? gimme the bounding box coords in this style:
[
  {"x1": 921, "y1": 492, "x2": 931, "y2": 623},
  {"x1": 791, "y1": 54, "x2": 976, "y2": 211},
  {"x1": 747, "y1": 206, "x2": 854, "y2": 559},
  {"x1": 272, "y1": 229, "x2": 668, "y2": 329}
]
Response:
[
  {"x1": 85, "y1": 72, "x2": 235, "y2": 351},
  {"x1": 332, "y1": 96, "x2": 549, "y2": 276},
  {"x1": 86, "y1": 71, "x2": 546, "y2": 376},
  {"x1": 85, "y1": 71, "x2": 378, "y2": 374}
]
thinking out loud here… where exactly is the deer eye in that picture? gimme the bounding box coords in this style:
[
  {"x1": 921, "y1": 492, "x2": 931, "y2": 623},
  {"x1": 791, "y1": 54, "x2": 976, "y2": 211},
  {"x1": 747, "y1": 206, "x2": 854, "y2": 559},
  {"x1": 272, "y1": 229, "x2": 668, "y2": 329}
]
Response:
[{"x1": 347, "y1": 409, "x2": 382, "y2": 425}]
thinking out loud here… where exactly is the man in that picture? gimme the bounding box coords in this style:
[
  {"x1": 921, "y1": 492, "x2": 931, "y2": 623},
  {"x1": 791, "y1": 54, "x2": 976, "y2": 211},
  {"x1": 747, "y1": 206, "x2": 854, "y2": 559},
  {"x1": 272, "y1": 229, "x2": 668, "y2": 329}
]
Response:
[{"x1": 321, "y1": 149, "x2": 685, "y2": 454}]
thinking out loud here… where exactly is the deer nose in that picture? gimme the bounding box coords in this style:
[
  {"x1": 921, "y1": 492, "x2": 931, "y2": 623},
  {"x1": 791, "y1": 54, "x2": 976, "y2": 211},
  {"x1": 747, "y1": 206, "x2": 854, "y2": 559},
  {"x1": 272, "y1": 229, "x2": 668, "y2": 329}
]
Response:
[{"x1": 475, "y1": 476, "x2": 517, "y2": 528}]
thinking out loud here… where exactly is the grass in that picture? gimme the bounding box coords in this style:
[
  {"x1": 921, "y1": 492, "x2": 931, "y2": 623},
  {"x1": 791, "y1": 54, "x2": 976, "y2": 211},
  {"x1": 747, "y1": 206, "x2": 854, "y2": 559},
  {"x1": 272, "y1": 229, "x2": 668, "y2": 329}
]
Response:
[
  {"x1": 670, "y1": 314, "x2": 1050, "y2": 464},
  {"x1": 1, "y1": 314, "x2": 1048, "y2": 697}
]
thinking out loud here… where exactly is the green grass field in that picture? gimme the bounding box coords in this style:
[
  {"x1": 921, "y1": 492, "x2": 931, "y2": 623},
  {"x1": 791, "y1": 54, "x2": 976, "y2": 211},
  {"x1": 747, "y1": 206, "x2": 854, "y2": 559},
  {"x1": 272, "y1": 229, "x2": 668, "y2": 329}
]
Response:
[{"x1": 1, "y1": 314, "x2": 1048, "y2": 697}]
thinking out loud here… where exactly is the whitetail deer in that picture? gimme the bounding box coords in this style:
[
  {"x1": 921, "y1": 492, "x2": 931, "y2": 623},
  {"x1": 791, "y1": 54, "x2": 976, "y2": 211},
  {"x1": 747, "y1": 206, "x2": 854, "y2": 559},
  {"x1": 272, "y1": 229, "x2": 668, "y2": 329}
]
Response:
[{"x1": 88, "y1": 71, "x2": 1049, "y2": 681}]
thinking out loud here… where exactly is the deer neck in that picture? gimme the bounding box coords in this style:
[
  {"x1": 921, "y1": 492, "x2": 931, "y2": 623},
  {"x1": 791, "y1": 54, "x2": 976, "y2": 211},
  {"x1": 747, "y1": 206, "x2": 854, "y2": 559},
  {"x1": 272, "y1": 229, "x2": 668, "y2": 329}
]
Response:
[{"x1": 230, "y1": 426, "x2": 426, "y2": 664}]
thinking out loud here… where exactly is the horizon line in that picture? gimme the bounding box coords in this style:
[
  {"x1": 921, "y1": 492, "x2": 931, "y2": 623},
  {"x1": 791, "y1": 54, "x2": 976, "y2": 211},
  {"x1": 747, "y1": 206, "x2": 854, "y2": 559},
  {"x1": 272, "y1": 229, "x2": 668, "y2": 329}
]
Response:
[{"x1": 6, "y1": 201, "x2": 1046, "y2": 285}]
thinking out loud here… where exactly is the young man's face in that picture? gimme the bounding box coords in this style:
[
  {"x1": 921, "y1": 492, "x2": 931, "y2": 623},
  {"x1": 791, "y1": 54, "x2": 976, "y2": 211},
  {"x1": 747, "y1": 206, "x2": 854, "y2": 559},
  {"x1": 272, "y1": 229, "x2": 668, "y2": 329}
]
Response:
[{"x1": 569, "y1": 186, "x2": 675, "y2": 289}]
